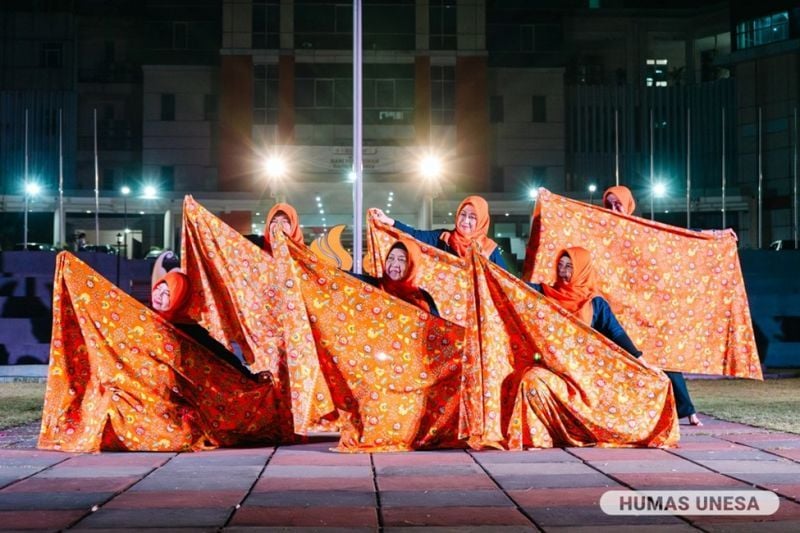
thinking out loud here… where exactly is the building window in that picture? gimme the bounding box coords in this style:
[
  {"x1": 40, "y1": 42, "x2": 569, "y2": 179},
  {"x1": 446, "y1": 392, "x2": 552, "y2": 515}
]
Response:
[
  {"x1": 735, "y1": 11, "x2": 789, "y2": 50},
  {"x1": 645, "y1": 58, "x2": 668, "y2": 87},
  {"x1": 41, "y1": 43, "x2": 63, "y2": 68},
  {"x1": 490, "y1": 95, "x2": 504, "y2": 123},
  {"x1": 431, "y1": 65, "x2": 455, "y2": 125},
  {"x1": 254, "y1": 64, "x2": 279, "y2": 124},
  {"x1": 204, "y1": 94, "x2": 218, "y2": 122},
  {"x1": 531, "y1": 95, "x2": 546, "y2": 123},
  {"x1": 161, "y1": 94, "x2": 175, "y2": 121},
  {"x1": 173, "y1": 22, "x2": 188, "y2": 50},
  {"x1": 364, "y1": 2, "x2": 415, "y2": 51},
  {"x1": 294, "y1": 2, "x2": 353, "y2": 50},
  {"x1": 161, "y1": 166, "x2": 175, "y2": 191},
  {"x1": 253, "y1": 0, "x2": 280, "y2": 49},
  {"x1": 430, "y1": 0, "x2": 456, "y2": 50},
  {"x1": 294, "y1": 63, "x2": 352, "y2": 125},
  {"x1": 103, "y1": 168, "x2": 115, "y2": 191},
  {"x1": 364, "y1": 67, "x2": 414, "y2": 124}
]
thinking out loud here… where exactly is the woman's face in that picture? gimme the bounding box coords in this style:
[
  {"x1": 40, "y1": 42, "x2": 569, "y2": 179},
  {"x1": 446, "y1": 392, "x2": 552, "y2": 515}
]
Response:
[
  {"x1": 457, "y1": 204, "x2": 478, "y2": 235},
  {"x1": 269, "y1": 212, "x2": 291, "y2": 236},
  {"x1": 152, "y1": 282, "x2": 171, "y2": 311},
  {"x1": 605, "y1": 193, "x2": 625, "y2": 213},
  {"x1": 557, "y1": 254, "x2": 573, "y2": 283},
  {"x1": 385, "y1": 247, "x2": 409, "y2": 281}
]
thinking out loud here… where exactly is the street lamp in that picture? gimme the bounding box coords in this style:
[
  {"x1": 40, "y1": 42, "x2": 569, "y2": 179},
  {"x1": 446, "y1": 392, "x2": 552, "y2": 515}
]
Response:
[
  {"x1": 121, "y1": 185, "x2": 130, "y2": 233},
  {"x1": 588, "y1": 183, "x2": 597, "y2": 205},
  {"x1": 115, "y1": 232, "x2": 123, "y2": 286},
  {"x1": 142, "y1": 184, "x2": 157, "y2": 199},
  {"x1": 418, "y1": 153, "x2": 443, "y2": 230},
  {"x1": 23, "y1": 181, "x2": 41, "y2": 251},
  {"x1": 263, "y1": 154, "x2": 288, "y2": 203},
  {"x1": 651, "y1": 181, "x2": 667, "y2": 220}
]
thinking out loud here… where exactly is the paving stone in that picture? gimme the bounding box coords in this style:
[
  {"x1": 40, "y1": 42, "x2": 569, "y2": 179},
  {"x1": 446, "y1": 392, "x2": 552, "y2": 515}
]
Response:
[
  {"x1": 507, "y1": 487, "x2": 611, "y2": 508},
  {"x1": 244, "y1": 490, "x2": 376, "y2": 507},
  {"x1": 669, "y1": 450, "x2": 783, "y2": 461},
  {"x1": 2, "y1": 476, "x2": 140, "y2": 493},
  {"x1": 73, "y1": 507, "x2": 232, "y2": 528},
  {"x1": 697, "y1": 460, "x2": 800, "y2": 474},
  {"x1": 723, "y1": 473, "x2": 800, "y2": 486},
  {"x1": 63, "y1": 453, "x2": 173, "y2": 468},
  {"x1": 525, "y1": 505, "x2": 687, "y2": 527},
  {"x1": 103, "y1": 489, "x2": 245, "y2": 509},
  {"x1": 385, "y1": 527, "x2": 536, "y2": 533},
  {"x1": 699, "y1": 521, "x2": 800, "y2": 532},
  {"x1": 588, "y1": 460, "x2": 711, "y2": 474},
  {"x1": 493, "y1": 473, "x2": 619, "y2": 490},
  {"x1": 380, "y1": 489, "x2": 513, "y2": 508},
  {"x1": 377, "y1": 474, "x2": 497, "y2": 491},
  {"x1": 225, "y1": 528, "x2": 374, "y2": 533},
  {"x1": 542, "y1": 525, "x2": 698, "y2": 532},
  {"x1": 34, "y1": 466, "x2": 156, "y2": 478},
  {"x1": 372, "y1": 451, "x2": 472, "y2": 466},
  {"x1": 469, "y1": 449, "x2": 581, "y2": 464},
  {"x1": 381, "y1": 506, "x2": 533, "y2": 527},
  {"x1": 230, "y1": 506, "x2": 378, "y2": 528},
  {"x1": 611, "y1": 472, "x2": 749, "y2": 488},
  {"x1": 763, "y1": 484, "x2": 800, "y2": 500},
  {"x1": 128, "y1": 473, "x2": 258, "y2": 492},
  {"x1": 270, "y1": 451, "x2": 371, "y2": 466},
  {"x1": 260, "y1": 465, "x2": 373, "y2": 478},
  {"x1": 252, "y1": 475, "x2": 375, "y2": 492},
  {"x1": 0, "y1": 449, "x2": 71, "y2": 467},
  {"x1": 0, "y1": 510, "x2": 86, "y2": 530},
  {"x1": 0, "y1": 491, "x2": 114, "y2": 511},
  {"x1": 567, "y1": 448, "x2": 675, "y2": 461},
  {"x1": 768, "y1": 449, "x2": 800, "y2": 461},
  {"x1": 375, "y1": 464, "x2": 484, "y2": 476},
  {"x1": 481, "y1": 462, "x2": 598, "y2": 476},
  {"x1": 686, "y1": 498, "x2": 800, "y2": 523}
]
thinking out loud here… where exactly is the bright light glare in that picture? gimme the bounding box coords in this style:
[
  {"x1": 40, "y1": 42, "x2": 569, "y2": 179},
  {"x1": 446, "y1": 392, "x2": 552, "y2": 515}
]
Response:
[
  {"x1": 653, "y1": 182, "x2": 667, "y2": 198},
  {"x1": 143, "y1": 185, "x2": 157, "y2": 199},
  {"x1": 264, "y1": 155, "x2": 287, "y2": 178},
  {"x1": 588, "y1": 184, "x2": 597, "y2": 193},
  {"x1": 529, "y1": 188, "x2": 539, "y2": 200},
  {"x1": 120, "y1": 185, "x2": 131, "y2": 196},
  {"x1": 25, "y1": 182, "x2": 41, "y2": 196},
  {"x1": 419, "y1": 155, "x2": 443, "y2": 179}
]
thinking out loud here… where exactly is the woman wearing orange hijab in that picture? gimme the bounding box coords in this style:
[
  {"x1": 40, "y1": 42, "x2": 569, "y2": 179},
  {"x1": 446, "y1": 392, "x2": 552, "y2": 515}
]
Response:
[
  {"x1": 152, "y1": 270, "x2": 192, "y2": 323},
  {"x1": 263, "y1": 203, "x2": 304, "y2": 254},
  {"x1": 353, "y1": 237, "x2": 439, "y2": 317},
  {"x1": 529, "y1": 247, "x2": 641, "y2": 355},
  {"x1": 370, "y1": 195, "x2": 508, "y2": 270},
  {"x1": 602, "y1": 186, "x2": 703, "y2": 426}
]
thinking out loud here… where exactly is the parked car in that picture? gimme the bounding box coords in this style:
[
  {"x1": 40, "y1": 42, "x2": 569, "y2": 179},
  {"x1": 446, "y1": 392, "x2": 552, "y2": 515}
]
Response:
[
  {"x1": 770, "y1": 239, "x2": 798, "y2": 251},
  {"x1": 82, "y1": 244, "x2": 118, "y2": 254}
]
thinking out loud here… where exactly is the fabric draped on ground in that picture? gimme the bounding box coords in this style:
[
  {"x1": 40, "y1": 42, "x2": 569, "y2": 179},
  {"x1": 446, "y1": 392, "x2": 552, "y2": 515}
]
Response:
[
  {"x1": 366, "y1": 218, "x2": 679, "y2": 449},
  {"x1": 38, "y1": 252, "x2": 288, "y2": 453},
  {"x1": 182, "y1": 197, "x2": 466, "y2": 451},
  {"x1": 522, "y1": 188, "x2": 761, "y2": 379}
]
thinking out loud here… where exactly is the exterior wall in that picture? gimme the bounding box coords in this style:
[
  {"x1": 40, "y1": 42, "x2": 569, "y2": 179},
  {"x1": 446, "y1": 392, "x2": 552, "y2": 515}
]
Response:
[
  {"x1": 219, "y1": 55, "x2": 254, "y2": 192},
  {"x1": 142, "y1": 65, "x2": 218, "y2": 192}
]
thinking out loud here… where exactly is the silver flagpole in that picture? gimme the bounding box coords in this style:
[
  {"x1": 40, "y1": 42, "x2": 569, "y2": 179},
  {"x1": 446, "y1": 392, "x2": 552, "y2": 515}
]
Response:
[
  {"x1": 94, "y1": 108, "x2": 100, "y2": 244},
  {"x1": 649, "y1": 107, "x2": 654, "y2": 220},
  {"x1": 23, "y1": 109, "x2": 29, "y2": 249},
  {"x1": 758, "y1": 106, "x2": 763, "y2": 248},
  {"x1": 794, "y1": 107, "x2": 798, "y2": 249},
  {"x1": 614, "y1": 107, "x2": 620, "y2": 186},
  {"x1": 686, "y1": 107, "x2": 691, "y2": 228},
  {"x1": 352, "y1": 0, "x2": 363, "y2": 273},
  {"x1": 58, "y1": 108, "x2": 64, "y2": 247},
  {"x1": 721, "y1": 108, "x2": 726, "y2": 228}
]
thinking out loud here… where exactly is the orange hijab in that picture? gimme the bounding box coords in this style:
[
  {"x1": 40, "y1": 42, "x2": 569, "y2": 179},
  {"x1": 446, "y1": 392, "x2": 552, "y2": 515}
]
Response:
[
  {"x1": 541, "y1": 247, "x2": 599, "y2": 325},
  {"x1": 602, "y1": 186, "x2": 636, "y2": 216},
  {"x1": 440, "y1": 195, "x2": 498, "y2": 259},
  {"x1": 153, "y1": 271, "x2": 191, "y2": 323},
  {"x1": 264, "y1": 203, "x2": 304, "y2": 252},
  {"x1": 381, "y1": 238, "x2": 431, "y2": 313}
]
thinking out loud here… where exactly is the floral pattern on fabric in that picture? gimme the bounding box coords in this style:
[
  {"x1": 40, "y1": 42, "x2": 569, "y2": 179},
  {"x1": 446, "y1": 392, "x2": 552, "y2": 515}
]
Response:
[
  {"x1": 469, "y1": 249, "x2": 679, "y2": 449},
  {"x1": 368, "y1": 218, "x2": 679, "y2": 450},
  {"x1": 182, "y1": 197, "x2": 466, "y2": 451},
  {"x1": 38, "y1": 252, "x2": 289, "y2": 453},
  {"x1": 522, "y1": 189, "x2": 761, "y2": 379}
]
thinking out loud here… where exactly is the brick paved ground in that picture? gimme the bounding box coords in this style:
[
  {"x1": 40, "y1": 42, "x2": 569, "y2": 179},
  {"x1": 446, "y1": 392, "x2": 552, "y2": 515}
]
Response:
[{"x1": 1, "y1": 416, "x2": 799, "y2": 531}]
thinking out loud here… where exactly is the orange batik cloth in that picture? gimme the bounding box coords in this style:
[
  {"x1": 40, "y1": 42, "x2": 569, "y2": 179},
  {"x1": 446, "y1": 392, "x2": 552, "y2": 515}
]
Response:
[
  {"x1": 182, "y1": 197, "x2": 466, "y2": 451},
  {"x1": 366, "y1": 218, "x2": 679, "y2": 449},
  {"x1": 38, "y1": 252, "x2": 289, "y2": 453},
  {"x1": 522, "y1": 189, "x2": 761, "y2": 379}
]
